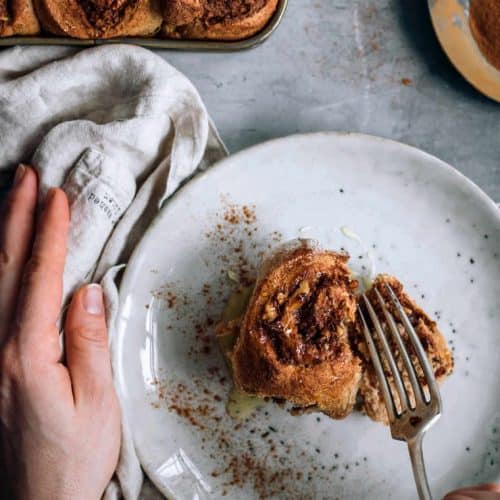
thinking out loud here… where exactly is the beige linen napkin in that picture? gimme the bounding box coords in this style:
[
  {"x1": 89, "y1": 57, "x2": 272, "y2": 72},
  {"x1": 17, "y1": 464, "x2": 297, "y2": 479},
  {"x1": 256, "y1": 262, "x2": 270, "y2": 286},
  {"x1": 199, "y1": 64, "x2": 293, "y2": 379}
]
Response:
[{"x1": 0, "y1": 44, "x2": 227, "y2": 499}]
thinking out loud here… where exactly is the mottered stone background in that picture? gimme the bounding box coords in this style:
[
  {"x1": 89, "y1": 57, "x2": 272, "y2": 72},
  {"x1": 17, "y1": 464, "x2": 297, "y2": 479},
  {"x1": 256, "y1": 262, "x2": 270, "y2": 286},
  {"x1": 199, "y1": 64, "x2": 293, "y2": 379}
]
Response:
[{"x1": 0, "y1": 0, "x2": 499, "y2": 200}]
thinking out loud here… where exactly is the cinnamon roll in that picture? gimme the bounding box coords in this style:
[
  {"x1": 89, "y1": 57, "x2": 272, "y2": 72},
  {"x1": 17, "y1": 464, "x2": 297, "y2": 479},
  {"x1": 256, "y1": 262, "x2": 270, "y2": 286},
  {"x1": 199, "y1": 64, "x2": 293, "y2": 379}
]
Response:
[
  {"x1": 162, "y1": 0, "x2": 279, "y2": 40},
  {"x1": 217, "y1": 242, "x2": 454, "y2": 425},
  {"x1": 34, "y1": 0, "x2": 161, "y2": 38},
  {"x1": 354, "y1": 275, "x2": 454, "y2": 424},
  {"x1": 228, "y1": 242, "x2": 363, "y2": 419},
  {"x1": 0, "y1": 0, "x2": 40, "y2": 36}
]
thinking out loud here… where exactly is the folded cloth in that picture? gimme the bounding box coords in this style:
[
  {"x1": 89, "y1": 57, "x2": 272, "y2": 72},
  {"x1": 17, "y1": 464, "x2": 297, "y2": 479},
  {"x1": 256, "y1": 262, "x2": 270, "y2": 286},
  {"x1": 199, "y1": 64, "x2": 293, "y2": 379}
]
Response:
[{"x1": 0, "y1": 44, "x2": 227, "y2": 499}]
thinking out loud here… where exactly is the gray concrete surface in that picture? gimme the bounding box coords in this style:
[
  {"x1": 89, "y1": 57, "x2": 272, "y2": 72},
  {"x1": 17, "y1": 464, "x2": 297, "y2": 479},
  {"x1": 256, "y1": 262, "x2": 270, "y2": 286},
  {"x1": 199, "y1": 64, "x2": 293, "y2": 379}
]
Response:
[
  {"x1": 0, "y1": 0, "x2": 498, "y2": 201},
  {"x1": 160, "y1": 0, "x2": 500, "y2": 201}
]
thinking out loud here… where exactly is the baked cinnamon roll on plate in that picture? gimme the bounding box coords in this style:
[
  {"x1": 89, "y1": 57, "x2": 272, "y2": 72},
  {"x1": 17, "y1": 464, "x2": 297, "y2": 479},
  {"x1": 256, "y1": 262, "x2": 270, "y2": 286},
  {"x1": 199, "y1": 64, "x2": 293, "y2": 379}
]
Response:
[
  {"x1": 228, "y1": 241, "x2": 363, "y2": 419},
  {"x1": 114, "y1": 133, "x2": 500, "y2": 498},
  {"x1": 217, "y1": 241, "x2": 454, "y2": 424}
]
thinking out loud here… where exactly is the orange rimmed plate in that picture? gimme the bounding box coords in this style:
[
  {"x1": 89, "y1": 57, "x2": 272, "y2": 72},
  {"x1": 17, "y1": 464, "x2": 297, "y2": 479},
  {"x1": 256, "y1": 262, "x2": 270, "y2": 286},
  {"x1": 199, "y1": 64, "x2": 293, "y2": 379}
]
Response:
[{"x1": 429, "y1": 0, "x2": 500, "y2": 102}]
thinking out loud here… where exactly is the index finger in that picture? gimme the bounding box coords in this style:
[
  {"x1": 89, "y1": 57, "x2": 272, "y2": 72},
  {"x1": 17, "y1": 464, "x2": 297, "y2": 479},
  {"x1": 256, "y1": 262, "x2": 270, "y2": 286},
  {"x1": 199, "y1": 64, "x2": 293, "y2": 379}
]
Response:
[
  {"x1": 15, "y1": 188, "x2": 69, "y2": 356},
  {"x1": 0, "y1": 165, "x2": 38, "y2": 344}
]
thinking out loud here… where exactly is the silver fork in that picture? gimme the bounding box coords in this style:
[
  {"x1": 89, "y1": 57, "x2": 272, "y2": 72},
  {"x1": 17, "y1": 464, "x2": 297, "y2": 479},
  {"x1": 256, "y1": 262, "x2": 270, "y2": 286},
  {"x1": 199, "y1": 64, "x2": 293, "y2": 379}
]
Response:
[{"x1": 358, "y1": 284, "x2": 442, "y2": 500}]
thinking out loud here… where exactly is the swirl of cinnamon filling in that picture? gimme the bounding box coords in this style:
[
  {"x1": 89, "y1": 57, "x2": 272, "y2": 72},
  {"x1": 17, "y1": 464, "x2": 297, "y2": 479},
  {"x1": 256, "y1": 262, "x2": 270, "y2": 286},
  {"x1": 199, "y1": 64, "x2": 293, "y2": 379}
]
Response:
[
  {"x1": 78, "y1": 0, "x2": 138, "y2": 31},
  {"x1": 33, "y1": 0, "x2": 161, "y2": 38},
  {"x1": 231, "y1": 243, "x2": 362, "y2": 418},
  {"x1": 161, "y1": 0, "x2": 278, "y2": 41}
]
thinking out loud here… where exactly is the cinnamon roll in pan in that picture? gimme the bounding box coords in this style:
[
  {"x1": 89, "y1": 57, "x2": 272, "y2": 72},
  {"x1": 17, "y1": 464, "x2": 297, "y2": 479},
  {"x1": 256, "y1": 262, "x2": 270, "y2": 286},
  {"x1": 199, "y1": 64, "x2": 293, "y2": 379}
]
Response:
[
  {"x1": 0, "y1": 0, "x2": 40, "y2": 36},
  {"x1": 230, "y1": 242, "x2": 363, "y2": 419},
  {"x1": 34, "y1": 0, "x2": 162, "y2": 38},
  {"x1": 162, "y1": 0, "x2": 279, "y2": 40}
]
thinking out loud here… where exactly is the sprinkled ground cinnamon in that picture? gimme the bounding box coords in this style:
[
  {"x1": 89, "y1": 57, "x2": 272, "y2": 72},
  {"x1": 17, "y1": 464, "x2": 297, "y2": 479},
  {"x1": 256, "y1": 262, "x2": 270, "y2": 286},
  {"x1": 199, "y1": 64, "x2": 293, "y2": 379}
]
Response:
[
  {"x1": 469, "y1": 0, "x2": 500, "y2": 71},
  {"x1": 151, "y1": 374, "x2": 357, "y2": 498},
  {"x1": 223, "y1": 203, "x2": 257, "y2": 225},
  {"x1": 146, "y1": 199, "x2": 370, "y2": 496}
]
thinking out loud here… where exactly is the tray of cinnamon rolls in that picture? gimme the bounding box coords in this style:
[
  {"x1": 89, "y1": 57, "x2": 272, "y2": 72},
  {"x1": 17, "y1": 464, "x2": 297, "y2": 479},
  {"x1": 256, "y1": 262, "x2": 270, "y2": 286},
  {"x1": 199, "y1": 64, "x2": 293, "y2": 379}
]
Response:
[{"x1": 0, "y1": 0, "x2": 287, "y2": 49}]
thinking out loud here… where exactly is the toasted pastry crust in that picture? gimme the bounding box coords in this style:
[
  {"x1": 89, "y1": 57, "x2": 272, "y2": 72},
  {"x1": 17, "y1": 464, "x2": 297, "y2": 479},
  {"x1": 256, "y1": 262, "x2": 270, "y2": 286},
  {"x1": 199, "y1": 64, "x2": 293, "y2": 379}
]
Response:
[
  {"x1": 230, "y1": 244, "x2": 362, "y2": 419},
  {"x1": 0, "y1": 0, "x2": 40, "y2": 36},
  {"x1": 34, "y1": 0, "x2": 161, "y2": 38},
  {"x1": 162, "y1": 0, "x2": 278, "y2": 40}
]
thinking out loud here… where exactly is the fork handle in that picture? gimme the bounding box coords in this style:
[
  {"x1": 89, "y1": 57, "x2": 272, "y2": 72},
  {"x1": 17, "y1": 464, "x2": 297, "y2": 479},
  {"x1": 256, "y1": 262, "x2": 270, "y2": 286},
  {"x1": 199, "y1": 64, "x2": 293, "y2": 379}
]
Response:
[{"x1": 407, "y1": 435, "x2": 432, "y2": 500}]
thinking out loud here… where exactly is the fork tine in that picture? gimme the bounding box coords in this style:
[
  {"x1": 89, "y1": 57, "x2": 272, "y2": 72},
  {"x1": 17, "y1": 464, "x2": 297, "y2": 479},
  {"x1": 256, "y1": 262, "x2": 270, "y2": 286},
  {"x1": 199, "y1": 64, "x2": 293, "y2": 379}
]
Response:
[
  {"x1": 385, "y1": 284, "x2": 442, "y2": 405},
  {"x1": 357, "y1": 305, "x2": 397, "y2": 422},
  {"x1": 375, "y1": 288, "x2": 425, "y2": 403},
  {"x1": 362, "y1": 294, "x2": 409, "y2": 414},
  {"x1": 373, "y1": 288, "x2": 425, "y2": 406}
]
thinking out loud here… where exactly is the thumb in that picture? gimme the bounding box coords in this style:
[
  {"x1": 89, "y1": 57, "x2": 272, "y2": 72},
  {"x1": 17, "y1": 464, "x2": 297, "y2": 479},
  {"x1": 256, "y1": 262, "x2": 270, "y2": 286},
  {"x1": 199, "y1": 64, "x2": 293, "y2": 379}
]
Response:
[{"x1": 64, "y1": 284, "x2": 113, "y2": 405}]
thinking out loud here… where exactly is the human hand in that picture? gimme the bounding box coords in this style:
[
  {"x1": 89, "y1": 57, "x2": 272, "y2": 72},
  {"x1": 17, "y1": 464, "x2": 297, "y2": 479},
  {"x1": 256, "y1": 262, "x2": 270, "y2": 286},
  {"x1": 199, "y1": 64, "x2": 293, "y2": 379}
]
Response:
[
  {"x1": 0, "y1": 165, "x2": 121, "y2": 500},
  {"x1": 444, "y1": 483, "x2": 500, "y2": 499}
]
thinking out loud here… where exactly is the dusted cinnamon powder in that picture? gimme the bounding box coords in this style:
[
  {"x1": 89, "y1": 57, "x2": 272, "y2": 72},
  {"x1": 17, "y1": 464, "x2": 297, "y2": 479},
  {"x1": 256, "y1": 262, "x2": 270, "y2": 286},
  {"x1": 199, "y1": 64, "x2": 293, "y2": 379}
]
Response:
[{"x1": 469, "y1": 0, "x2": 500, "y2": 71}]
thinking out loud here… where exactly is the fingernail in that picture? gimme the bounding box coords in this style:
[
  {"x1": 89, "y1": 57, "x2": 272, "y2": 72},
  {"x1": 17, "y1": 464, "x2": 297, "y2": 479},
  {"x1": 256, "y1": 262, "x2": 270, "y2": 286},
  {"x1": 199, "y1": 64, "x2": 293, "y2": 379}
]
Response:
[
  {"x1": 83, "y1": 284, "x2": 104, "y2": 315},
  {"x1": 13, "y1": 164, "x2": 26, "y2": 187}
]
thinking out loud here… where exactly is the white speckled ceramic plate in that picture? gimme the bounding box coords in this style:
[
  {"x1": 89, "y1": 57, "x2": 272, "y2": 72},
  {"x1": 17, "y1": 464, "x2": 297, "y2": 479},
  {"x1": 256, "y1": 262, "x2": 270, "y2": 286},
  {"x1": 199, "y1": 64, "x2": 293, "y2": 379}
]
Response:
[{"x1": 115, "y1": 133, "x2": 500, "y2": 499}]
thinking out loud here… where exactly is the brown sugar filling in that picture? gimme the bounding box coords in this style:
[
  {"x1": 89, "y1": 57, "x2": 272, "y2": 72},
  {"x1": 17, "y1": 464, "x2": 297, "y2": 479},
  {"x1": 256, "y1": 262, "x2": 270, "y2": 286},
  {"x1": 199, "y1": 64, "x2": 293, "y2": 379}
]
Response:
[
  {"x1": 469, "y1": 0, "x2": 500, "y2": 71},
  {"x1": 257, "y1": 270, "x2": 357, "y2": 366},
  {"x1": 79, "y1": 0, "x2": 138, "y2": 30},
  {"x1": 203, "y1": 0, "x2": 267, "y2": 25}
]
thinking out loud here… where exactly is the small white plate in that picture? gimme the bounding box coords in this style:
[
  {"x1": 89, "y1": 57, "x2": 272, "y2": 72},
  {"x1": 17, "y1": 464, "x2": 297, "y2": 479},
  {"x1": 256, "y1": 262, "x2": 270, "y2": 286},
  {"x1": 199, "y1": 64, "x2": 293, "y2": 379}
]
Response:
[{"x1": 115, "y1": 133, "x2": 500, "y2": 499}]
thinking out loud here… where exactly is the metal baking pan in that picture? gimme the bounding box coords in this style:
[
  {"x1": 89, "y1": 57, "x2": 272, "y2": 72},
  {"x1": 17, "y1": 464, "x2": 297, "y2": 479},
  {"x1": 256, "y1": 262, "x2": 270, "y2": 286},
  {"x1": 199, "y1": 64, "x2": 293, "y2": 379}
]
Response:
[{"x1": 0, "y1": 0, "x2": 287, "y2": 50}]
